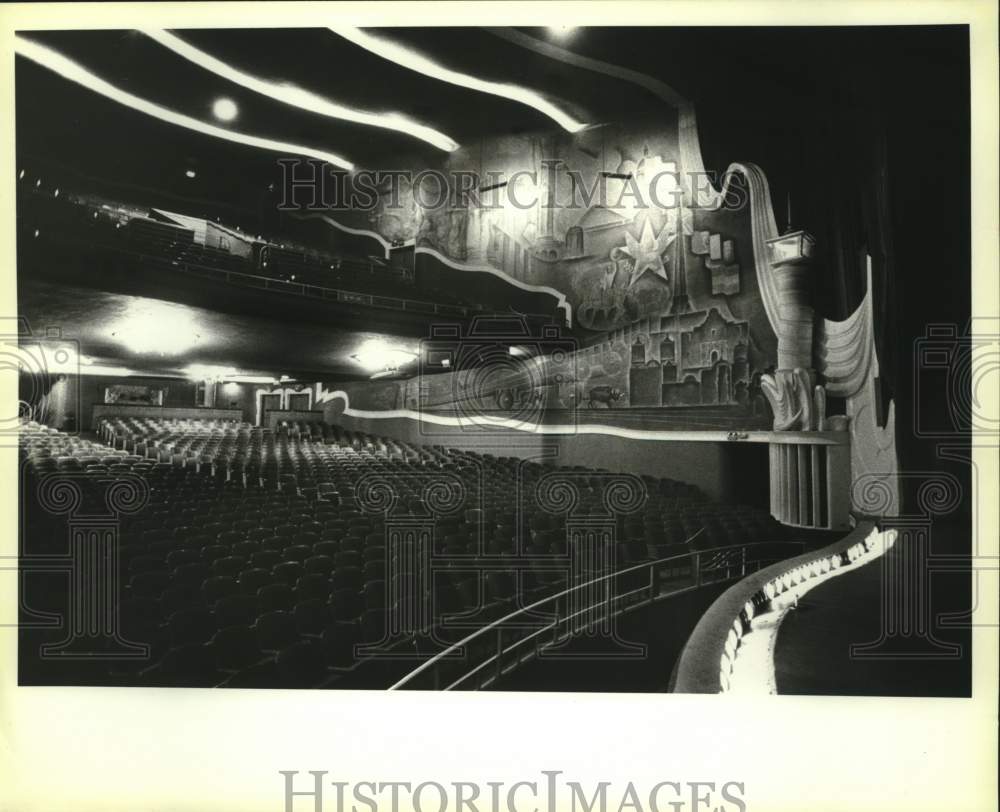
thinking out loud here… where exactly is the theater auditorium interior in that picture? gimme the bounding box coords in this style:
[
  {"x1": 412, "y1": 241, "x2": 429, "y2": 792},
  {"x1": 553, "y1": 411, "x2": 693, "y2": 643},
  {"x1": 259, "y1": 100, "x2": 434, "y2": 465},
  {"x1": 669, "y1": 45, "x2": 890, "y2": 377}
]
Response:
[{"x1": 13, "y1": 26, "x2": 973, "y2": 694}]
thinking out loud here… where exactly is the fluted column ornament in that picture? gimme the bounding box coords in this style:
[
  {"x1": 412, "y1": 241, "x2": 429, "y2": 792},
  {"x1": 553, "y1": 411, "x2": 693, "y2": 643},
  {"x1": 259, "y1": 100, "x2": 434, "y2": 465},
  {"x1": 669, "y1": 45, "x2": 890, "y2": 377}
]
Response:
[{"x1": 760, "y1": 229, "x2": 819, "y2": 430}]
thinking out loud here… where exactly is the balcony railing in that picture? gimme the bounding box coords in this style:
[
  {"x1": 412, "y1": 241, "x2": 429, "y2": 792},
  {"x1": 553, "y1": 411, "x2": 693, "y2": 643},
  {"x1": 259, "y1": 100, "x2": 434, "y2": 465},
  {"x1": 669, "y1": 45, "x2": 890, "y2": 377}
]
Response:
[
  {"x1": 670, "y1": 522, "x2": 876, "y2": 694},
  {"x1": 389, "y1": 536, "x2": 808, "y2": 690},
  {"x1": 20, "y1": 192, "x2": 555, "y2": 318},
  {"x1": 24, "y1": 225, "x2": 497, "y2": 319}
]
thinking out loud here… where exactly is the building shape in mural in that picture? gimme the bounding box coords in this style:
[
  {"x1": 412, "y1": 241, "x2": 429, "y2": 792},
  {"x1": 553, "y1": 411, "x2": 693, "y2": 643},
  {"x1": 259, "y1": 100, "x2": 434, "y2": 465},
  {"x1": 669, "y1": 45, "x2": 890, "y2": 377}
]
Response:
[{"x1": 611, "y1": 306, "x2": 757, "y2": 409}]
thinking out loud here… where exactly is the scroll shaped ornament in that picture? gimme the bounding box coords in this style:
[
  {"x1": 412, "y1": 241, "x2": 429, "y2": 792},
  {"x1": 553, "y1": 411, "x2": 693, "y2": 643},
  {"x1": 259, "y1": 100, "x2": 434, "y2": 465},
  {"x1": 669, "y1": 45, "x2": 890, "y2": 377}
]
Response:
[
  {"x1": 420, "y1": 472, "x2": 467, "y2": 517},
  {"x1": 37, "y1": 474, "x2": 85, "y2": 516},
  {"x1": 104, "y1": 474, "x2": 151, "y2": 515},
  {"x1": 535, "y1": 470, "x2": 647, "y2": 519},
  {"x1": 354, "y1": 474, "x2": 400, "y2": 516},
  {"x1": 601, "y1": 474, "x2": 648, "y2": 516},
  {"x1": 535, "y1": 471, "x2": 581, "y2": 517}
]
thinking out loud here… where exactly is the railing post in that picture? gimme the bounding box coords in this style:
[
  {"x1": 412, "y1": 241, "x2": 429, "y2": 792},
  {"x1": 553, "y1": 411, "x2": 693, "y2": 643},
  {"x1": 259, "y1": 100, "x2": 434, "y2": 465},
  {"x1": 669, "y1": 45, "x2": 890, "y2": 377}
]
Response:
[
  {"x1": 694, "y1": 552, "x2": 702, "y2": 587},
  {"x1": 741, "y1": 545, "x2": 747, "y2": 577},
  {"x1": 648, "y1": 563, "x2": 657, "y2": 601},
  {"x1": 552, "y1": 596, "x2": 560, "y2": 644},
  {"x1": 495, "y1": 628, "x2": 503, "y2": 681}
]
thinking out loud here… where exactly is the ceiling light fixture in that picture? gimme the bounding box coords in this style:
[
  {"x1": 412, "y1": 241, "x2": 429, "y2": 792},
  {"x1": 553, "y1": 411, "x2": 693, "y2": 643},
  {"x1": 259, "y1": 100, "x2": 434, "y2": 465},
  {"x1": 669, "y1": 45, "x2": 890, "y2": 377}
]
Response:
[
  {"x1": 14, "y1": 35, "x2": 355, "y2": 171},
  {"x1": 144, "y1": 29, "x2": 459, "y2": 152},
  {"x1": 212, "y1": 97, "x2": 239, "y2": 122},
  {"x1": 185, "y1": 169, "x2": 197, "y2": 179},
  {"x1": 331, "y1": 27, "x2": 588, "y2": 133},
  {"x1": 107, "y1": 298, "x2": 207, "y2": 356},
  {"x1": 350, "y1": 338, "x2": 417, "y2": 374}
]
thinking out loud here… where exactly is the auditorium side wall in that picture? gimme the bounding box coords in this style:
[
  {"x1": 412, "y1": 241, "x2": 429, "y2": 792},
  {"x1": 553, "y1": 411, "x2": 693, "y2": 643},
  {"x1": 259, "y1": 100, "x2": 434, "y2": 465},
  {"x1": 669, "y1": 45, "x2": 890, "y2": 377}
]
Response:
[
  {"x1": 322, "y1": 403, "x2": 754, "y2": 504},
  {"x1": 31, "y1": 374, "x2": 261, "y2": 431}
]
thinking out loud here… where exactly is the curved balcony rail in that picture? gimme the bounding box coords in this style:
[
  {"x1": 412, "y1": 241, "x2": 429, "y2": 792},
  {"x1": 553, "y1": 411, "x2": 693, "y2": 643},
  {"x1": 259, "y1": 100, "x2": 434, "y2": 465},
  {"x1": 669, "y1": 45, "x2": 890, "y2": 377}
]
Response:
[
  {"x1": 669, "y1": 521, "x2": 877, "y2": 694},
  {"x1": 27, "y1": 227, "x2": 489, "y2": 319},
  {"x1": 389, "y1": 536, "x2": 808, "y2": 691},
  {"x1": 19, "y1": 193, "x2": 560, "y2": 319},
  {"x1": 171, "y1": 256, "x2": 476, "y2": 317}
]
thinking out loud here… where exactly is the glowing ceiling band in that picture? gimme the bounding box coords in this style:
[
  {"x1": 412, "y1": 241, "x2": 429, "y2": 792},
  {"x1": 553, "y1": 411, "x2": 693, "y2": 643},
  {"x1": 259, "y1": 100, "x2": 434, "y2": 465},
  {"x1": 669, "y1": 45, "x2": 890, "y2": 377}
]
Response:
[
  {"x1": 14, "y1": 35, "x2": 355, "y2": 171},
  {"x1": 330, "y1": 27, "x2": 588, "y2": 134},
  {"x1": 143, "y1": 30, "x2": 459, "y2": 152}
]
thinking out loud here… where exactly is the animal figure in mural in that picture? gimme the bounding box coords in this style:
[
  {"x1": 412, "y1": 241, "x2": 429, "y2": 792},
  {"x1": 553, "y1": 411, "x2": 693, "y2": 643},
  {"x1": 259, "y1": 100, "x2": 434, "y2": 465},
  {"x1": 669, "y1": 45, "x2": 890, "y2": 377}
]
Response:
[
  {"x1": 577, "y1": 282, "x2": 643, "y2": 331},
  {"x1": 587, "y1": 386, "x2": 624, "y2": 408}
]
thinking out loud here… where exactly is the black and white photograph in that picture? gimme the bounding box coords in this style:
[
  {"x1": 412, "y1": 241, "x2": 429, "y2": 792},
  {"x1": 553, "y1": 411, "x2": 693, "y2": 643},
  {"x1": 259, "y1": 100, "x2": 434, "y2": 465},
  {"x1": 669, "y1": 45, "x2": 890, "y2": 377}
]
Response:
[{"x1": 2, "y1": 3, "x2": 997, "y2": 810}]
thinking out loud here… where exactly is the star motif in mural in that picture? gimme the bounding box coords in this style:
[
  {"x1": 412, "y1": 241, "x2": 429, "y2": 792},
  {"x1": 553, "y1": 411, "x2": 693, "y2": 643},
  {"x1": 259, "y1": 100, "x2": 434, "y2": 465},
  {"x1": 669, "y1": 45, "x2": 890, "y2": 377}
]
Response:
[{"x1": 622, "y1": 217, "x2": 672, "y2": 287}]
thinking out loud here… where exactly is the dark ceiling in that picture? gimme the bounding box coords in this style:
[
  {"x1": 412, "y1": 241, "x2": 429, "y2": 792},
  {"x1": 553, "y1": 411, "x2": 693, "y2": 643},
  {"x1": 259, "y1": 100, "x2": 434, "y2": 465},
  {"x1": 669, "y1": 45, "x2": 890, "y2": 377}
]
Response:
[
  {"x1": 16, "y1": 26, "x2": 925, "y2": 223},
  {"x1": 15, "y1": 25, "x2": 968, "y2": 381},
  {"x1": 20, "y1": 278, "x2": 423, "y2": 381}
]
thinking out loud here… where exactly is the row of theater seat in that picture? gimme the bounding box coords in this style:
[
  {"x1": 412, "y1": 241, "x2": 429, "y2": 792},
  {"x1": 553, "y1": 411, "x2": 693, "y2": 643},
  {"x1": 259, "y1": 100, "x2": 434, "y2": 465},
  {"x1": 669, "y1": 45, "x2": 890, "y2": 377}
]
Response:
[{"x1": 20, "y1": 418, "x2": 788, "y2": 688}]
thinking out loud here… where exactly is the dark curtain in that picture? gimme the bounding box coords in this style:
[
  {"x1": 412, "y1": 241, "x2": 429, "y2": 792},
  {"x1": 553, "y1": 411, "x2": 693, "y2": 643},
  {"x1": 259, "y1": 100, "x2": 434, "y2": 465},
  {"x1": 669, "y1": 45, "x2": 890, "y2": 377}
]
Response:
[
  {"x1": 689, "y1": 26, "x2": 970, "y2": 519},
  {"x1": 800, "y1": 102, "x2": 897, "y2": 423},
  {"x1": 687, "y1": 28, "x2": 908, "y2": 422}
]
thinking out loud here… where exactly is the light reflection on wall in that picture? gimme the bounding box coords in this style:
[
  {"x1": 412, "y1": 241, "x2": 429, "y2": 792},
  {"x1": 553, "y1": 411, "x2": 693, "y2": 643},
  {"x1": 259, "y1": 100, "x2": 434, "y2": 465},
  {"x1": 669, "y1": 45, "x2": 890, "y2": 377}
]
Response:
[
  {"x1": 350, "y1": 337, "x2": 418, "y2": 375},
  {"x1": 107, "y1": 298, "x2": 208, "y2": 356}
]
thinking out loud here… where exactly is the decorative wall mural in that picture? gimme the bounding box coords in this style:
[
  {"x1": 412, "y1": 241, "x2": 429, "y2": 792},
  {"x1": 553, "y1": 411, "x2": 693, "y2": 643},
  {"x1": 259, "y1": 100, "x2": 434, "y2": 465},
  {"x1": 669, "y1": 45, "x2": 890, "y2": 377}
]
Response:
[
  {"x1": 316, "y1": 298, "x2": 772, "y2": 426},
  {"x1": 314, "y1": 112, "x2": 780, "y2": 426},
  {"x1": 334, "y1": 117, "x2": 772, "y2": 352},
  {"x1": 104, "y1": 384, "x2": 164, "y2": 406}
]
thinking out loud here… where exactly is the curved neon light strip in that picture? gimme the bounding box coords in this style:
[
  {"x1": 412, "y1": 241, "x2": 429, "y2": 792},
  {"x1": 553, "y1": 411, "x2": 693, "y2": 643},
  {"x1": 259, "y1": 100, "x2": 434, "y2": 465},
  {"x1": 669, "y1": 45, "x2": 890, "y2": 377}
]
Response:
[
  {"x1": 292, "y1": 214, "x2": 572, "y2": 324},
  {"x1": 493, "y1": 27, "x2": 877, "y2": 374},
  {"x1": 488, "y1": 27, "x2": 688, "y2": 108},
  {"x1": 487, "y1": 28, "x2": 705, "y2": 187},
  {"x1": 293, "y1": 213, "x2": 392, "y2": 258},
  {"x1": 487, "y1": 29, "x2": 725, "y2": 211},
  {"x1": 15, "y1": 35, "x2": 355, "y2": 171},
  {"x1": 143, "y1": 30, "x2": 459, "y2": 152},
  {"x1": 330, "y1": 27, "x2": 588, "y2": 134},
  {"x1": 415, "y1": 246, "x2": 573, "y2": 326},
  {"x1": 316, "y1": 390, "x2": 845, "y2": 445}
]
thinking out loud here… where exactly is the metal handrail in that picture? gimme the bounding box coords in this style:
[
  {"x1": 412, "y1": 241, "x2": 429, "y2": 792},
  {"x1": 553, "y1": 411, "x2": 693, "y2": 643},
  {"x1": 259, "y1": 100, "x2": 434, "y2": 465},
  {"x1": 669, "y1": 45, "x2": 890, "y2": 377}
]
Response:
[{"x1": 389, "y1": 534, "x2": 807, "y2": 690}]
